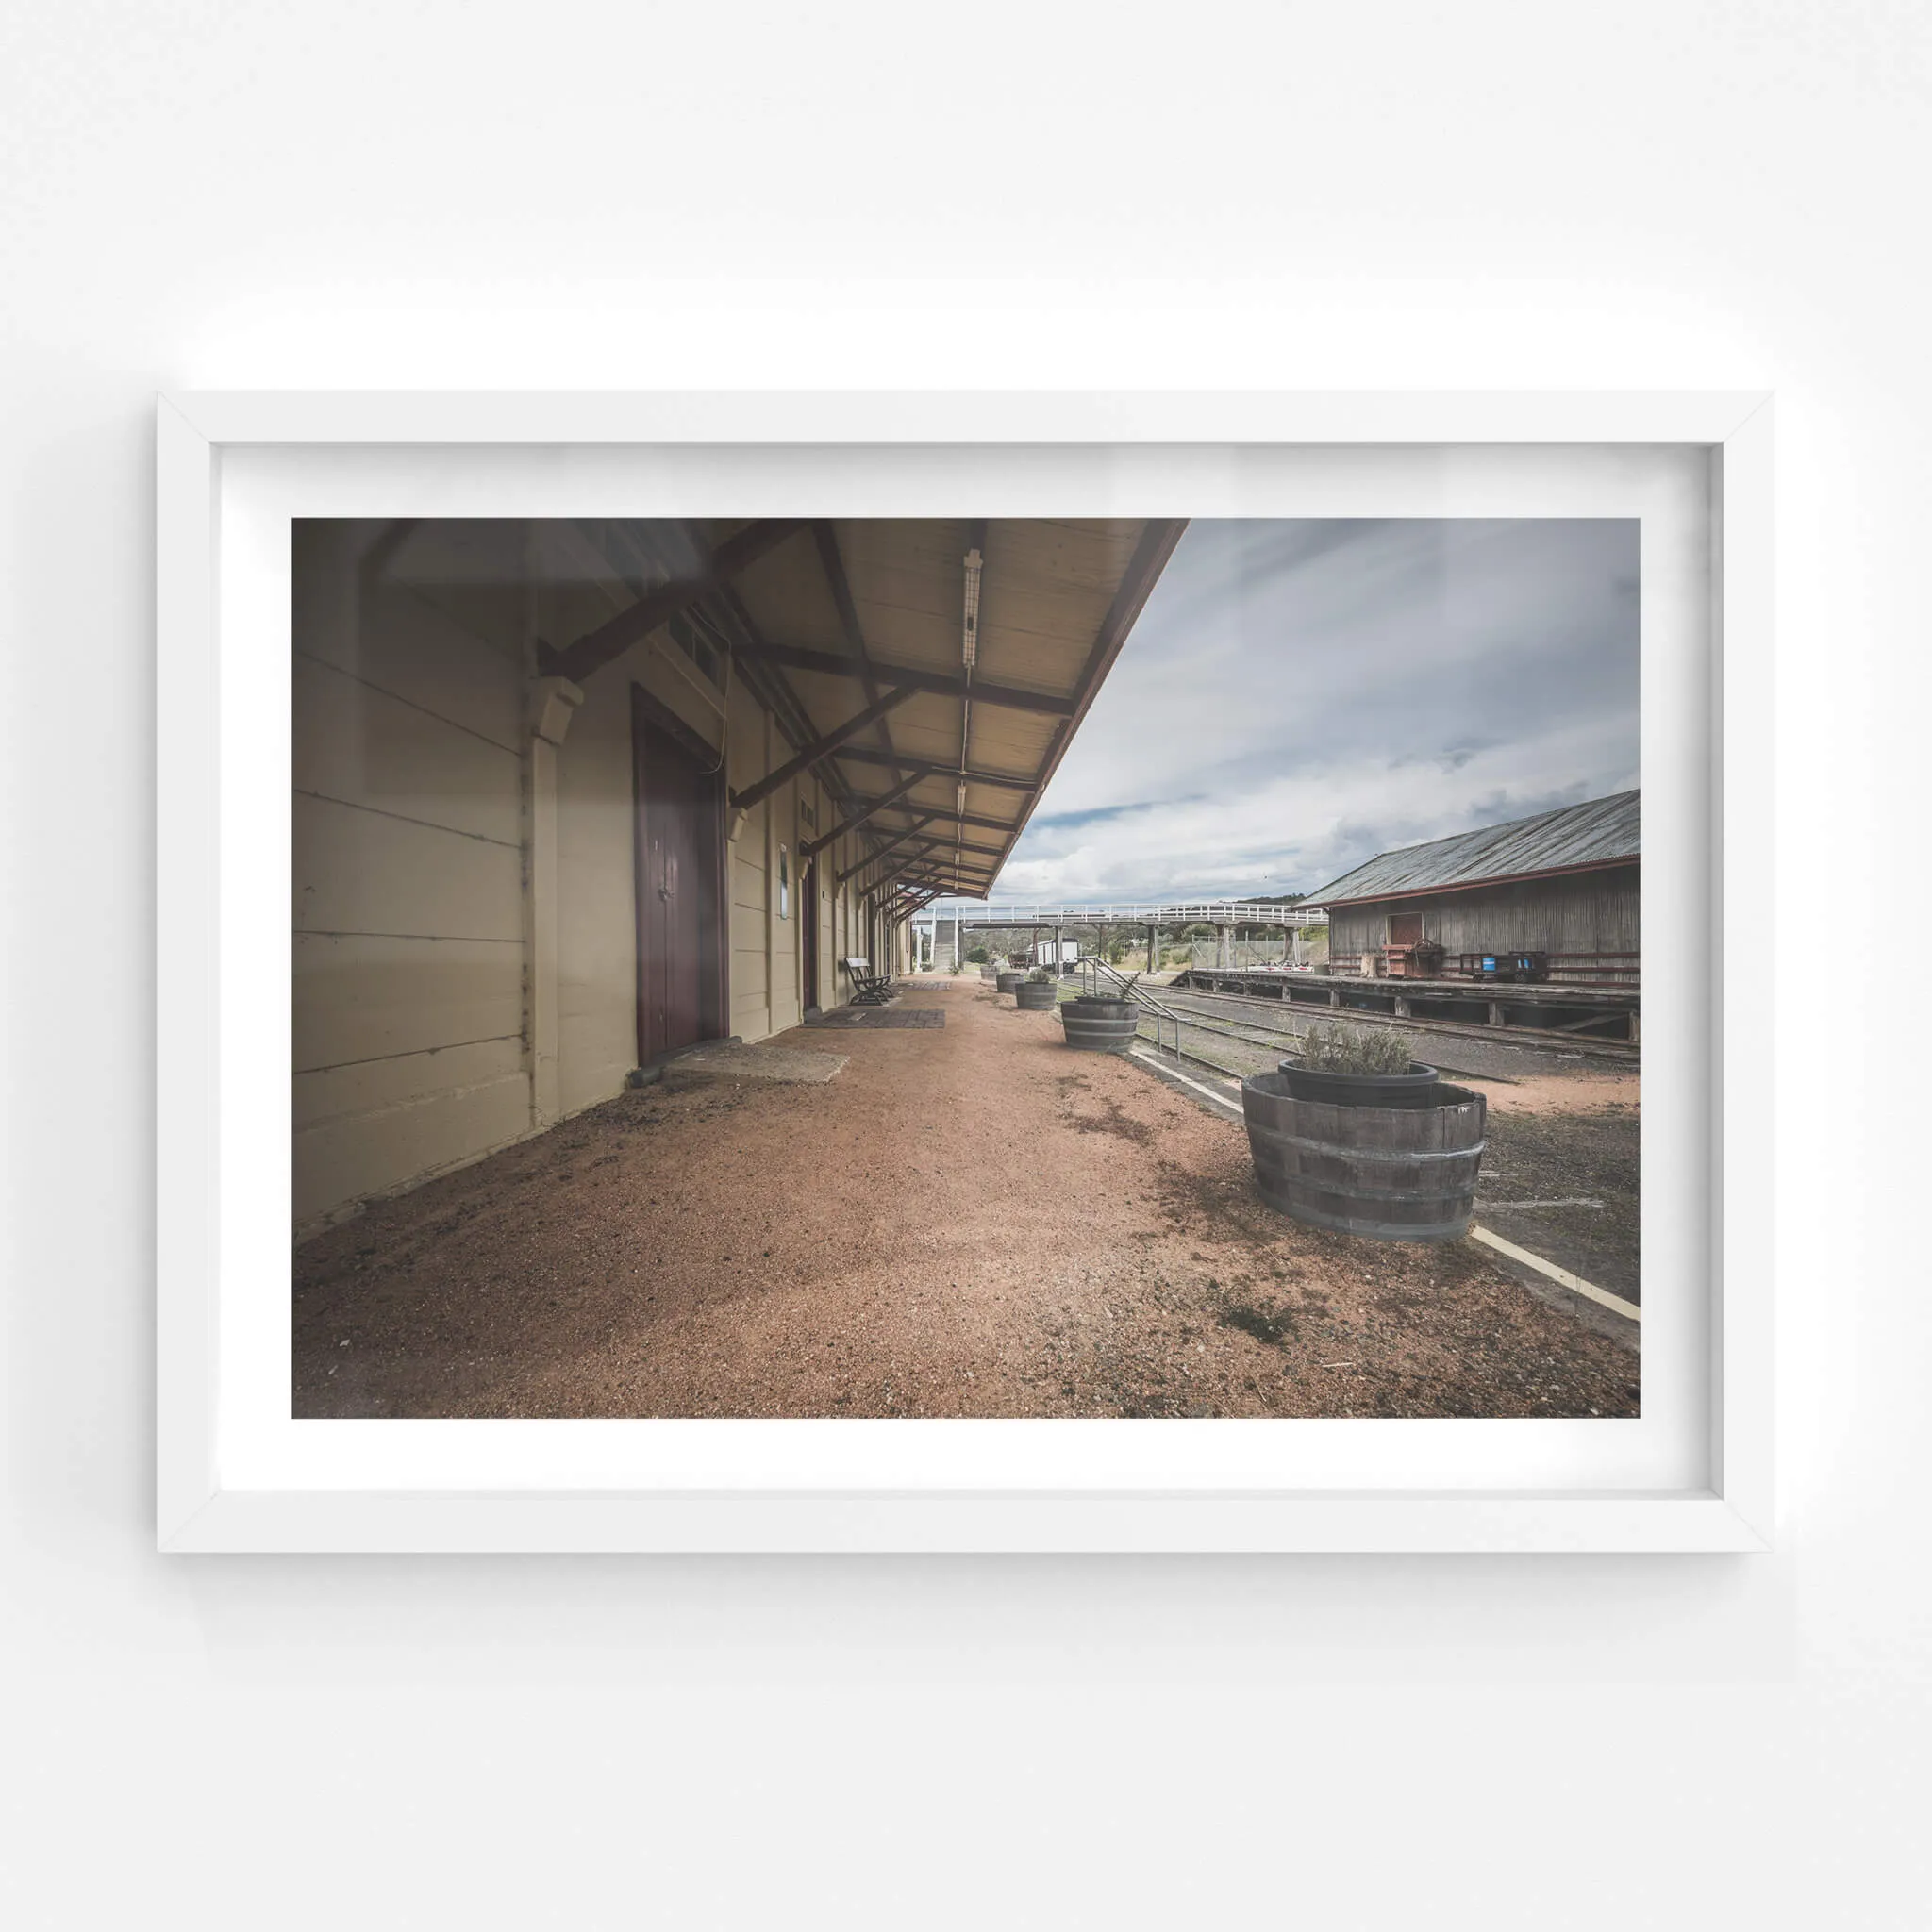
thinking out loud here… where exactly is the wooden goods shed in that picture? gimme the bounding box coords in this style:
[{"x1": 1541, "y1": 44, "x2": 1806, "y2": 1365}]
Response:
[{"x1": 1306, "y1": 790, "x2": 1641, "y2": 987}]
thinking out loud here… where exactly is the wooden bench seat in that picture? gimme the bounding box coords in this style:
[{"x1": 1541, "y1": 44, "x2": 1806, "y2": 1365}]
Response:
[{"x1": 841, "y1": 958, "x2": 896, "y2": 1005}]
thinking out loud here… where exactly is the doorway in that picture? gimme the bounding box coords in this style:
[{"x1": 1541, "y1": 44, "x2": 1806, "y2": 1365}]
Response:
[
  {"x1": 632, "y1": 685, "x2": 726, "y2": 1066},
  {"x1": 801, "y1": 858, "x2": 820, "y2": 1012}
]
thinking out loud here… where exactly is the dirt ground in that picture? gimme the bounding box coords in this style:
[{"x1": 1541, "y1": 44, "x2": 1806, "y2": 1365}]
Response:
[
  {"x1": 292, "y1": 977, "x2": 1641, "y2": 1420},
  {"x1": 1480, "y1": 1070, "x2": 1638, "y2": 1117},
  {"x1": 1477, "y1": 1085, "x2": 1641, "y2": 1306}
]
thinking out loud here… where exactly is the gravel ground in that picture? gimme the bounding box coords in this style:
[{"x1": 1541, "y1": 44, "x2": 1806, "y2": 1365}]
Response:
[{"x1": 292, "y1": 976, "x2": 1641, "y2": 1419}]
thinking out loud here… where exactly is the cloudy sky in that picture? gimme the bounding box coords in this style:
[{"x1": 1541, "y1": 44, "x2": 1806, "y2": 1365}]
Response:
[{"x1": 989, "y1": 518, "x2": 1638, "y2": 905}]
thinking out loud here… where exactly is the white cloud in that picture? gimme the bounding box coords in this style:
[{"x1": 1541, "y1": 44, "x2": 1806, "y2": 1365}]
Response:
[{"x1": 973, "y1": 518, "x2": 1638, "y2": 905}]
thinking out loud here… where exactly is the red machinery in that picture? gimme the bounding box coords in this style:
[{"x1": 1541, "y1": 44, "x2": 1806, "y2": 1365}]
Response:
[{"x1": 1384, "y1": 941, "x2": 1444, "y2": 980}]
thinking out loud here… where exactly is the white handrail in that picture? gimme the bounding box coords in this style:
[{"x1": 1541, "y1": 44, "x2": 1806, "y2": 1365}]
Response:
[{"x1": 912, "y1": 900, "x2": 1327, "y2": 927}]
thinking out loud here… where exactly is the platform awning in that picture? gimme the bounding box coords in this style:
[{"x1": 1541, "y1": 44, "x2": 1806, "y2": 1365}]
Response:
[{"x1": 540, "y1": 518, "x2": 1187, "y2": 908}]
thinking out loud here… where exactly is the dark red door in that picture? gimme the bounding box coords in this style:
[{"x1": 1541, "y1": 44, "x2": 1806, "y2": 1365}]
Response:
[
  {"x1": 634, "y1": 695, "x2": 722, "y2": 1065},
  {"x1": 801, "y1": 859, "x2": 820, "y2": 1011}
]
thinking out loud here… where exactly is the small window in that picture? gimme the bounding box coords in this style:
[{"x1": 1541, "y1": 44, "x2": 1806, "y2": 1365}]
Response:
[
  {"x1": 777, "y1": 842, "x2": 791, "y2": 920},
  {"x1": 666, "y1": 609, "x2": 725, "y2": 690}
]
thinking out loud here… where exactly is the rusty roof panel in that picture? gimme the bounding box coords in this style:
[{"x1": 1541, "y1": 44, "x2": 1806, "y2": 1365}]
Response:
[{"x1": 1306, "y1": 790, "x2": 1640, "y2": 906}]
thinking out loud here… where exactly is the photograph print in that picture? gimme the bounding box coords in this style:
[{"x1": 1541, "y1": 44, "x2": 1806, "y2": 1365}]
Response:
[{"x1": 291, "y1": 514, "x2": 1640, "y2": 1419}]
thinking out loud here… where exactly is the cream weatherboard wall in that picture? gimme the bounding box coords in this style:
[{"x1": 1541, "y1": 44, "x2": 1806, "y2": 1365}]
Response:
[
  {"x1": 292, "y1": 521, "x2": 894, "y2": 1235},
  {"x1": 291, "y1": 523, "x2": 533, "y2": 1230}
]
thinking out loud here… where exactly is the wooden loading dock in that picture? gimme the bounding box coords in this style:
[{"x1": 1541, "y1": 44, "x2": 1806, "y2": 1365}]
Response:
[{"x1": 1166, "y1": 965, "x2": 1640, "y2": 1048}]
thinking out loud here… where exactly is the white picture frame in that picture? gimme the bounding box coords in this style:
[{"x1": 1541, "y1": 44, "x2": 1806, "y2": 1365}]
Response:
[{"x1": 157, "y1": 390, "x2": 1773, "y2": 1554}]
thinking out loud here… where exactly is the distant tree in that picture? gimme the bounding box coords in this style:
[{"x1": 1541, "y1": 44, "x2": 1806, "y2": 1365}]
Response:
[{"x1": 965, "y1": 944, "x2": 989, "y2": 964}]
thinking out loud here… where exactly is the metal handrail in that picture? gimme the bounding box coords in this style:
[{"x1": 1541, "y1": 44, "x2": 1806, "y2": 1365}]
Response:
[{"x1": 1075, "y1": 958, "x2": 1188, "y2": 1061}]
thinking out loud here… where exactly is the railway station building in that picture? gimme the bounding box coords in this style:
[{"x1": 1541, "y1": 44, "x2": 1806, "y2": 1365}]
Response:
[{"x1": 293, "y1": 516, "x2": 1184, "y2": 1233}]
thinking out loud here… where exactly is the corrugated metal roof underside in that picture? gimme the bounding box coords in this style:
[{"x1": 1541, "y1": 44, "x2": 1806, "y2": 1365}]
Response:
[
  {"x1": 1306, "y1": 790, "x2": 1641, "y2": 906},
  {"x1": 721, "y1": 518, "x2": 1174, "y2": 893}
]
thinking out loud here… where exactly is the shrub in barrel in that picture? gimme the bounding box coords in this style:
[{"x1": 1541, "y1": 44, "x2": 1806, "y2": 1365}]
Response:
[
  {"x1": 1241, "y1": 1024, "x2": 1486, "y2": 1241},
  {"x1": 1015, "y1": 968, "x2": 1058, "y2": 1011},
  {"x1": 1280, "y1": 1022, "x2": 1441, "y2": 1108}
]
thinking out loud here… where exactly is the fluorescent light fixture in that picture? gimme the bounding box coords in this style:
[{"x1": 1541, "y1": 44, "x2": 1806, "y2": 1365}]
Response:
[{"x1": 961, "y1": 547, "x2": 982, "y2": 671}]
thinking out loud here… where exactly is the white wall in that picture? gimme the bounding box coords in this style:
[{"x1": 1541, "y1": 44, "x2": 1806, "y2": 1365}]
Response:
[{"x1": 2, "y1": 5, "x2": 1925, "y2": 1927}]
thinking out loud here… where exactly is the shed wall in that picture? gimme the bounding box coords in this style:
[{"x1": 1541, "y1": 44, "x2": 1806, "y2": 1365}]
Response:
[{"x1": 1325, "y1": 864, "x2": 1640, "y2": 977}]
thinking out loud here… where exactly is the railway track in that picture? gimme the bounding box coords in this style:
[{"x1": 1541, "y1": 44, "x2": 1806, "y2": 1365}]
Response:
[
  {"x1": 1153, "y1": 980, "x2": 1639, "y2": 1066},
  {"x1": 1122, "y1": 1019, "x2": 1259, "y2": 1087},
  {"x1": 1139, "y1": 991, "x2": 1517, "y2": 1085}
]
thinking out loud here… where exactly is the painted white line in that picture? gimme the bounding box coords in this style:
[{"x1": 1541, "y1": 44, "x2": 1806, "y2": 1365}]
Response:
[
  {"x1": 1469, "y1": 1225, "x2": 1641, "y2": 1322},
  {"x1": 1484, "y1": 1196, "x2": 1605, "y2": 1210},
  {"x1": 1130, "y1": 1049, "x2": 1242, "y2": 1114},
  {"x1": 1127, "y1": 1049, "x2": 1639, "y2": 1325}
]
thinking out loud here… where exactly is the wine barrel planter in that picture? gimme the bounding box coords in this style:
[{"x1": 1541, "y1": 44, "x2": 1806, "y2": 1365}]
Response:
[
  {"x1": 996, "y1": 971, "x2": 1025, "y2": 995},
  {"x1": 979, "y1": 964, "x2": 998, "y2": 982},
  {"x1": 1015, "y1": 981, "x2": 1057, "y2": 1011},
  {"x1": 1059, "y1": 996, "x2": 1141, "y2": 1053},
  {"x1": 1279, "y1": 1058, "x2": 1441, "y2": 1110},
  {"x1": 1241, "y1": 1070, "x2": 1486, "y2": 1242}
]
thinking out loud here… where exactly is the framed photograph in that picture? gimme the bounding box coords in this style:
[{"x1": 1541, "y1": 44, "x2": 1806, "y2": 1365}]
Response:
[{"x1": 157, "y1": 391, "x2": 1772, "y2": 1552}]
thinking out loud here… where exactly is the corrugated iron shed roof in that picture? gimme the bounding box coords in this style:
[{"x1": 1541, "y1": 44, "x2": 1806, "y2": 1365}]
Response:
[{"x1": 1306, "y1": 789, "x2": 1641, "y2": 907}]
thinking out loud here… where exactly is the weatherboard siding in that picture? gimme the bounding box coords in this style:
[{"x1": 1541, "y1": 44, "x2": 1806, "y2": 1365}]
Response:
[{"x1": 1326, "y1": 864, "x2": 1641, "y2": 963}]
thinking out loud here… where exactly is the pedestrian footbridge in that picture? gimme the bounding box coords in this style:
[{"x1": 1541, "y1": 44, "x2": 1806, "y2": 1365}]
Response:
[{"x1": 915, "y1": 899, "x2": 1327, "y2": 930}]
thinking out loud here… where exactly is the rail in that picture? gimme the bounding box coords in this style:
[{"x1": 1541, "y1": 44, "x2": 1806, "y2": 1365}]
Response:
[{"x1": 1075, "y1": 957, "x2": 1189, "y2": 1061}]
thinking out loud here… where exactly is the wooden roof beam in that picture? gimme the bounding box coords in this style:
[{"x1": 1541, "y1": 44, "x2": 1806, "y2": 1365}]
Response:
[
  {"x1": 884, "y1": 864, "x2": 995, "y2": 894},
  {"x1": 865, "y1": 828, "x2": 1008, "y2": 865},
  {"x1": 733, "y1": 641, "x2": 1076, "y2": 718},
  {"x1": 852, "y1": 851, "x2": 968, "y2": 896},
  {"x1": 802, "y1": 774, "x2": 925, "y2": 860},
  {"x1": 837, "y1": 814, "x2": 941, "y2": 885},
  {"x1": 728, "y1": 687, "x2": 917, "y2": 814},
  {"x1": 829, "y1": 746, "x2": 1038, "y2": 792},
  {"x1": 538, "y1": 519, "x2": 808, "y2": 686},
  {"x1": 866, "y1": 803, "x2": 1016, "y2": 837}
]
